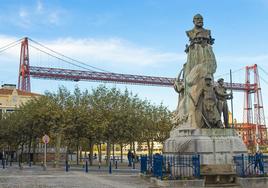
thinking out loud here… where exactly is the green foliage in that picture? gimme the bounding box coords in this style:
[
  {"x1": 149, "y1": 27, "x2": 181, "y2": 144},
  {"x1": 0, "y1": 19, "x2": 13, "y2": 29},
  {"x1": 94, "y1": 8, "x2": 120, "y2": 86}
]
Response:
[{"x1": 0, "y1": 85, "x2": 172, "y2": 156}]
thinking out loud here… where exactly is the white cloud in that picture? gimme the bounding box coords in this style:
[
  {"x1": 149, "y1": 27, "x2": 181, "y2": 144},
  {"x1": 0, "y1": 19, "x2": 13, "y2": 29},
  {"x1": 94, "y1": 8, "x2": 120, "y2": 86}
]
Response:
[
  {"x1": 0, "y1": 35, "x2": 184, "y2": 78},
  {"x1": 17, "y1": 8, "x2": 31, "y2": 28},
  {"x1": 19, "y1": 9, "x2": 28, "y2": 18},
  {"x1": 87, "y1": 14, "x2": 116, "y2": 27},
  {"x1": 48, "y1": 12, "x2": 59, "y2": 24},
  {"x1": 0, "y1": 35, "x2": 21, "y2": 60},
  {"x1": 219, "y1": 54, "x2": 268, "y2": 66},
  {"x1": 32, "y1": 37, "x2": 184, "y2": 68},
  {"x1": 3, "y1": 35, "x2": 268, "y2": 73},
  {"x1": 0, "y1": 1, "x2": 64, "y2": 29},
  {"x1": 36, "y1": 0, "x2": 43, "y2": 13}
]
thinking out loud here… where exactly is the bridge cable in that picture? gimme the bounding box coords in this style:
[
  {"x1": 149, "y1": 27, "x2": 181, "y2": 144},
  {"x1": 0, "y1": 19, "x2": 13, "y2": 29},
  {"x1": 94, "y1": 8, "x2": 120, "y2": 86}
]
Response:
[
  {"x1": 29, "y1": 44, "x2": 95, "y2": 72},
  {"x1": 258, "y1": 66, "x2": 268, "y2": 77},
  {"x1": 0, "y1": 38, "x2": 24, "y2": 54},
  {"x1": 259, "y1": 75, "x2": 268, "y2": 85},
  {"x1": 28, "y1": 38, "x2": 112, "y2": 73},
  {"x1": 214, "y1": 67, "x2": 244, "y2": 79}
]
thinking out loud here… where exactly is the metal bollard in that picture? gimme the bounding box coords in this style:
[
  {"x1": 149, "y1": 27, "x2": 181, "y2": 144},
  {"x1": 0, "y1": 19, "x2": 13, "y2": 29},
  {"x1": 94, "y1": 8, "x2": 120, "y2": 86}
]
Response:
[
  {"x1": 115, "y1": 160, "x2": 118, "y2": 169},
  {"x1": 109, "y1": 161, "x2": 112, "y2": 174},
  {"x1": 85, "y1": 161, "x2": 88, "y2": 173},
  {"x1": 241, "y1": 154, "x2": 245, "y2": 177},
  {"x1": 65, "y1": 161, "x2": 69, "y2": 172}
]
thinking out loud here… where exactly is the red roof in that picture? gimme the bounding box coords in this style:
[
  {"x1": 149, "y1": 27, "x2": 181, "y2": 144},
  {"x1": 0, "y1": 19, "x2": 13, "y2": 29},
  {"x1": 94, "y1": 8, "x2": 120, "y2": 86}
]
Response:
[{"x1": 0, "y1": 88, "x2": 41, "y2": 97}]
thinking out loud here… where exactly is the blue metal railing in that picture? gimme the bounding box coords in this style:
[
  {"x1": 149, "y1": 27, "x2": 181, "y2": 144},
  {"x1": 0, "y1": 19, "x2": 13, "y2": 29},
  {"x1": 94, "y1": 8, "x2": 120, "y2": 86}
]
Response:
[
  {"x1": 140, "y1": 155, "x2": 147, "y2": 173},
  {"x1": 233, "y1": 153, "x2": 268, "y2": 177},
  {"x1": 140, "y1": 154, "x2": 200, "y2": 179}
]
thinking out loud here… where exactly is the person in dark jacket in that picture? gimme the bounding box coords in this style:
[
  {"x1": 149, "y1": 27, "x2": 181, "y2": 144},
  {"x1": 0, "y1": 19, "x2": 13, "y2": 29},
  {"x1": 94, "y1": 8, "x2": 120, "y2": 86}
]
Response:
[
  {"x1": 254, "y1": 150, "x2": 264, "y2": 174},
  {"x1": 127, "y1": 150, "x2": 132, "y2": 166}
]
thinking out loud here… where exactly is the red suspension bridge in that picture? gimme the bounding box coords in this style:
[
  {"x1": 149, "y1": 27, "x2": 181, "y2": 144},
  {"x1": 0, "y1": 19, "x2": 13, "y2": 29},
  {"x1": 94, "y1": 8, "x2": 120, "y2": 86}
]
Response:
[
  {"x1": 1, "y1": 37, "x2": 267, "y2": 148},
  {"x1": 16, "y1": 37, "x2": 249, "y2": 92}
]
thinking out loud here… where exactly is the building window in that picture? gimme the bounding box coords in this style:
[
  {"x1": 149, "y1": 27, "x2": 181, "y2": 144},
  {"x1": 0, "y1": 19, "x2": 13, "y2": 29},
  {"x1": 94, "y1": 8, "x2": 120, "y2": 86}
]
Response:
[
  {"x1": 6, "y1": 109, "x2": 14, "y2": 113},
  {"x1": 12, "y1": 96, "x2": 17, "y2": 103}
]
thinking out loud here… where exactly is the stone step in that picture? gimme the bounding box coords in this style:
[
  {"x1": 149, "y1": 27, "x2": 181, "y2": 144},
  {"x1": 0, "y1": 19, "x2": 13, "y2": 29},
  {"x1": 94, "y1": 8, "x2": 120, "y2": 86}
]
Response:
[
  {"x1": 205, "y1": 183, "x2": 241, "y2": 188},
  {"x1": 205, "y1": 186, "x2": 241, "y2": 188},
  {"x1": 201, "y1": 164, "x2": 235, "y2": 174},
  {"x1": 201, "y1": 165, "x2": 237, "y2": 186},
  {"x1": 202, "y1": 174, "x2": 236, "y2": 185}
]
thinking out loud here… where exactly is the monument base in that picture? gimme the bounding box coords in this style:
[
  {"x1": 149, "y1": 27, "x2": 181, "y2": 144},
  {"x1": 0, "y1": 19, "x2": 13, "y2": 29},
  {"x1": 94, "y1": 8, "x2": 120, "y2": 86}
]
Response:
[{"x1": 163, "y1": 128, "x2": 247, "y2": 165}]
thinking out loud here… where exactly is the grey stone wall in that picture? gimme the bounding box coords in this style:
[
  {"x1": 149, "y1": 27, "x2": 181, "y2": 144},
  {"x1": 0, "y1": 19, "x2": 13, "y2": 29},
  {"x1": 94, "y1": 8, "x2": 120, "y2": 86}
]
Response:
[{"x1": 237, "y1": 177, "x2": 268, "y2": 188}]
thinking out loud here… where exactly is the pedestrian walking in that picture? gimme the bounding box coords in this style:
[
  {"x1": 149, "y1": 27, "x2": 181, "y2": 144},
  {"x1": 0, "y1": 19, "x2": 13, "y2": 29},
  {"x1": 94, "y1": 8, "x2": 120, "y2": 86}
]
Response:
[
  {"x1": 127, "y1": 150, "x2": 132, "y2": 166},
  {"x1": 254, "y1": 150, "x2": 264, "y2": 174}
]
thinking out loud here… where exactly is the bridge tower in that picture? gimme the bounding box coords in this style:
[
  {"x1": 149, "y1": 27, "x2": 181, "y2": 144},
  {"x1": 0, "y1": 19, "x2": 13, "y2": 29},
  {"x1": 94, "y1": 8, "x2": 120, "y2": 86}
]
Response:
[
  {"x1": 242, "y1": 64, "x2": 266, "y2": 150},
  {"x1": 18, "y1": 37, "x2": 31, "y2": 92}
]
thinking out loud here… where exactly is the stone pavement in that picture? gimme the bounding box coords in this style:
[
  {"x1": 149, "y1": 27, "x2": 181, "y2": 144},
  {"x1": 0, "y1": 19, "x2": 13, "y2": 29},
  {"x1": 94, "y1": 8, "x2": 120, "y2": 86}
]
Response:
[{"x1": 0, "y1": 165, "x2": 158, "y2": 188}]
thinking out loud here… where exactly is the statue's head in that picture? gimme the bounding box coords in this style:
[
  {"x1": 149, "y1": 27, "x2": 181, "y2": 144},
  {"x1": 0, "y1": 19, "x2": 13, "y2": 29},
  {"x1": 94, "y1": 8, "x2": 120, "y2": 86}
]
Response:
[
  {"x1": 217, "y1": 78, "x2": 224, "y2": 86},
  {"x1": 193, "y1": 14, "x2": 203, "y2": 28},
  {"x1": 204, "y1": 75, "x2": 212, "y2": 86}
]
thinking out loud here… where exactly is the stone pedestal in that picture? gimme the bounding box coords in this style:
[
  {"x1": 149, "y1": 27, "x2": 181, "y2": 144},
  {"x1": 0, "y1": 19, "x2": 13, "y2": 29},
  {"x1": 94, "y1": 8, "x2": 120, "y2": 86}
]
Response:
[{"x1": 163, "y1": 128, "x2": 247, "y2": 165}]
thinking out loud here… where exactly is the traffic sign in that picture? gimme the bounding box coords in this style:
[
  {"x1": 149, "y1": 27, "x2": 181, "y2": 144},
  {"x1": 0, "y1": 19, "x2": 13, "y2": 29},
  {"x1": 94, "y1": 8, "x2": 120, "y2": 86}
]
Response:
[
  {"x1": 256, "y1": 138, "x2": 261, "y2": 144},
  {"x1": 42, "y1": 134, "x2": 50, "y2": 144}
]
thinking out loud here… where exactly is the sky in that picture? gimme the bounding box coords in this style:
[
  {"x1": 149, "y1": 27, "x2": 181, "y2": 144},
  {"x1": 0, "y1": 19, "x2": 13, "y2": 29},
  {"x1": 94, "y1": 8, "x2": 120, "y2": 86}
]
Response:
[{"x1": 1, "y1": 0, "x2": 268, "y2": 123}]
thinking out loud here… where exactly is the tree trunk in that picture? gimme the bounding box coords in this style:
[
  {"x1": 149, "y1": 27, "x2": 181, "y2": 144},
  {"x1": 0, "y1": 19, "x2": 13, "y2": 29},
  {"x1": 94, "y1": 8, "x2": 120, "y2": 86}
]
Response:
[
  {"x1": 54, "y1": 133, "x2": 62, "y2": 168},
  {"x1": 7, "y1": 145, "x2": 10, "y2": 165},
  {"x1": 112, "y1": 143, "x2": 115, "y2": 164},
  {"x1": 79, "y1": 147, "x2": 82, "y2": 163},
  {"x1": 33, "y1": 138, "x2": 37, "y2": 165},
  {"x1": 15, "y1": 150, "x2": 18, "y2": 162},
  {"x1": 21, "y1": 144, "x2": 24, "y2": 163},
  {"x1": 76, "y1": 140, "x2": 79, "y2": 165},
  {"x1": 19, "y1": 144, "x2": 24, "y2": 168},
  {"x1": 147, "y1": 140, "x2": 151, "y2": 157},
  {"x1": 130, "y1": 142, "x2": 133, "y2": 151},
  {"x1": 89, "y1": 140, "x2": 94, "y2": 166},
  {"x1": 97, "y1": 143, "x2": 102, "y2": 164},
  {"x1": 132, "y1": 142, "x2": 136, "y2": 155},
  {"x1": 65, "y1": 145, "x2": 69, "y2": 162},
  {"x1": 120, "y1": 143, "x2": 123, "y2": 163},
  {"x1": 150, "y1": 141, "x2": 154, "y2": 156},
  {"x1": 146, "y1": 140, "x2": 152, "y2": 166},
  {"x1": 27, "y1": 137, "x2": 32, "y2": 165},
  {"x1": 106, "y1": 140, "x2": 111, "y2": 166}
]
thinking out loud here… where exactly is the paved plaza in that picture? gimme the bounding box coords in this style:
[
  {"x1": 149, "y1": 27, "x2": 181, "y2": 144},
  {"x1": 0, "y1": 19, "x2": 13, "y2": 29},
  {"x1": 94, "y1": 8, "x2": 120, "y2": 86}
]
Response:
[{"x1": 0, "y1": 165, "x2": 158, "y2": 188}]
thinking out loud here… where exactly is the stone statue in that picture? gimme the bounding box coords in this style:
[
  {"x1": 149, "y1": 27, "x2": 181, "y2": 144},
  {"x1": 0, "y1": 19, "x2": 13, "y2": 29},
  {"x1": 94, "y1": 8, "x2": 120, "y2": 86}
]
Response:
[
  {"x1": 164, "y1": 14, "x2": 247, "y2": 168},
  {"x1": 214, "y1": 78, "x2": 233, "y2": 128},
  {"x1": 184, "y1": 13, "x2": 216, "y2": 78},
  {"x1": 174, "y1": 13, "x2": 218, "y2": 128},
  {"x1": 195, "y1": 76, "x2": 222, "y2": 128}
]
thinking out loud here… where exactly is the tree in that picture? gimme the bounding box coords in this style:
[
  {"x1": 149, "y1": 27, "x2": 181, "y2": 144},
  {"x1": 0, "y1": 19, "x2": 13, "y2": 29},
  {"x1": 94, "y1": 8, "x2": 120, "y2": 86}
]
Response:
[
  {"x1": 45, "y1": 86, "x2": 72, "y2": 167},
  {"x1": 0, "y1": 84, "x2": 172, "y2": 166}
]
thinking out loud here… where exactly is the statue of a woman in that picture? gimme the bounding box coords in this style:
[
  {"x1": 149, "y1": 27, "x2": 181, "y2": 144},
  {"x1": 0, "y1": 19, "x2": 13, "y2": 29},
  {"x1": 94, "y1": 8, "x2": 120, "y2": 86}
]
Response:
[{"x1": 174, "y1": 14, "x2": 218, "y2": 128}]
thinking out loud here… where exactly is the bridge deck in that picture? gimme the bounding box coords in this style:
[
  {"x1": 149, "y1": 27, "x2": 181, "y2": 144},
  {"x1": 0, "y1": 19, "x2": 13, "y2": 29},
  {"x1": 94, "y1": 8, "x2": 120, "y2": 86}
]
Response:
[{"x1": 29, "y1": 66, "x2": 250, "y2": 91}]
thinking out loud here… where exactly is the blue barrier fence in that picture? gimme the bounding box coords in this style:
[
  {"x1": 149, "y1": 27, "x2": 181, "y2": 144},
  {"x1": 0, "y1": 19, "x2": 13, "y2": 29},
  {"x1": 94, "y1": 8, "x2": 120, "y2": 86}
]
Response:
[
  {"x1": 140, "y1": 154, "x2": 200, "y2": 180},
  {"x1": 233, "y1": 153, "x2": 268, "y2": 177}
]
